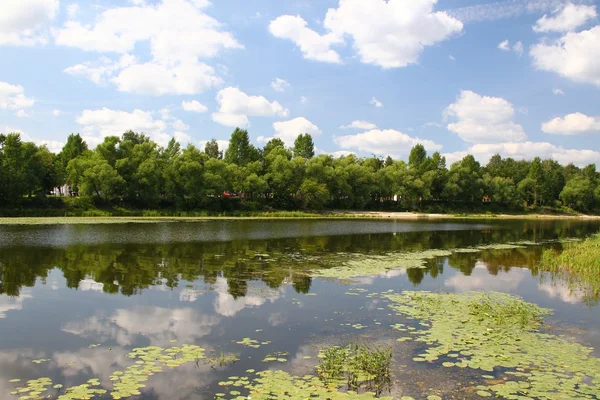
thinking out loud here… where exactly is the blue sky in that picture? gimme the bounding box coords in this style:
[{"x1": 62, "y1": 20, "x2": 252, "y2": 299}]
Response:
[{"x1": 1, "y1": 0, "x2": 599, "y2": 166}]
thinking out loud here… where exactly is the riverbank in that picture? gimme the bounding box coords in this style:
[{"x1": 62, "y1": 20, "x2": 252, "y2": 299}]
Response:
[{"x1": 0, "y1": 211, "x2": 599, "y2": 225}]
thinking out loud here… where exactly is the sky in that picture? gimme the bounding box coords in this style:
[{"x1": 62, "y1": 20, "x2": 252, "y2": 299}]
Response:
[{"x1": 1, "y1": 0, "x2": 600, "y2": 166}]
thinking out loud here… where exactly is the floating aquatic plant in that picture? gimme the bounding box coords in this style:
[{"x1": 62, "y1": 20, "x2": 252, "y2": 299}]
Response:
[
  {"x1": 235, "y1": 337, "x2": 261, "y2": 348},
  {"x1": 384, "y1": 291, "x2": 600, "y2": 399}
]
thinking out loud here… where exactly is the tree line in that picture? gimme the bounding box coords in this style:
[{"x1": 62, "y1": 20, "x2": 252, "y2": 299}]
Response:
[{"x1": 1, "y1": 128, "x2": 599, "y2": 213}]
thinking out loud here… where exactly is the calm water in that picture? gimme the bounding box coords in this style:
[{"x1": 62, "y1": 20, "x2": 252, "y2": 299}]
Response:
[{"x1": 1, "y1": 219, "x2": 599, "y2": 399}]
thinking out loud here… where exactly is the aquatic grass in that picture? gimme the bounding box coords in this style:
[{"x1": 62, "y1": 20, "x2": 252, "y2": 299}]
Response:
[
  {"x1": 540, "y1": 233, "x2": 600, "y2": 302},
  {"x1": 317, "y1": 343, "x2": 392, "y2": 397},
  {"x1": 384, "y1": 291, "x2": 600, "y2": 399}
]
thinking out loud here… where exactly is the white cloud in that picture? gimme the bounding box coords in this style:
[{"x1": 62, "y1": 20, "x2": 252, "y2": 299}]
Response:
[
  {"x1": 553, "y1": 88, "x2": 565, "y2": 95},
  {"x1": 340, "y1": 120, "x2": 378, "y2": 130},
  {"x1": 334, "y1": 128, "x2": 442, "y2": 159},
  {"x1": 52, "y1": 109, "x2": 61, "y2": 116},
  {"x1": 541, "y1": 112, "x2": 600, "y2": 135},
  {"x1": 271, "y1": 0, "x2": 462, "y2": 68},
  {"x1": 449, "y1": 54, "x2": 456, "y2": 61},
  {"x1": 0, "y1": 290, "x2": 32, "y2": 318},
  {"x1": 67, "y1": 3, "x2": 80, "y2": 19},
  {"x1": 530, "y1": 25, "x2": 600, "y2": 87},
  {"x1": 498, "y1": 39, "x2": 523, "y2": 56},
  {"x1": 444, "y1": 90, "x2": 527, "y2": 143},
  {"x1": 64, "y1": 55, "x2": 136, "y2": 85},
  {"x1": 56, "y1": 0, "x2": 242, "y2": 95},
  {"x1": 512, "y1": 41, "x2": 524, "y2": 56},
  {"x1": 271, "y1": 78, "x2": 291, "y2": 92},
  {"x1": 265, "y1": 117, "x2": 322, "y2": 146},
  {"x1": 212, "y1": 87, "x2": 289, "y2": 127},
  {"x1": 300, "y1": 96, "x2": 309, "y2": 104},
  {"x1": 448, "y1": 0, "x2": 567, "y2": 23},
  {"x1": 370, "y1": 97, "x2": 383, "y2": 108},
  {"x1": 539, "y1": 281, "x2": 585, "y2": 304},
  {"x1": 325, "y1": 0, "x2": 463, "y2": 68},
  {"x1": 269, "y1": 15, "x2": 343, "y2": 63},
  {"x1": 213, "y1": 277, "x2": 284, "y2": 317},
  {"x1": 0, "y1": 0, "x2": 58, "y2": 46},
  {"x1": 113, "y1": 60, "x2": 222, "y2": 96},
  {"x1": 63, "y1": 306, "x2": 220, "y2": 346},
  {"x1": 443, "y1": 141, "x2": 600, "y2": 167},
  {"x1": 445, "y1": 262, "x2": 527, "y2": 292},
  {"x1": 0, "y1": 82, "x2": 35, "y2": 117},
  {"x1": 181, "y1": 100, "x2": 208, "y2": 113},
  {"x1": 76, "y1": 107, "x2": 190, "y2": 147},
  {"x1": 79, "y1": 278, "x2": 104, "y2": 292},
  {"x1": 533, "y1": 3, "x2": 597, "y2": 33},
  {"x1": 37, "y1": 139, "x2": 64, "y2": 153}
]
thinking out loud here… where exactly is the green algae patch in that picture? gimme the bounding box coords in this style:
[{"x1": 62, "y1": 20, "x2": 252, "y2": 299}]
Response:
[
  {"x1": 9, "y1": 345, "x2": 207, "y2": 400},
  {"x1": 384, "y1": 291, "x2": 600, "y2": 399},
  {"x1": 241, "y1": 370, "x2": 392, "y2": 400},
  {"x1": 313, "y1": 249, "x2": 452, "y2": 279}
]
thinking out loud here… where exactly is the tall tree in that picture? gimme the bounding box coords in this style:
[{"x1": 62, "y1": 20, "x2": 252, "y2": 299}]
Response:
[
  {"x1": 224, "y1": 128, "x2": 257, "y2": 166},
  {"x1": 293, "y1": 133, "x2": 315, "y2": 159},
  {"x1": 204, "y1": 139, "x2": 223, "y2": 159}
]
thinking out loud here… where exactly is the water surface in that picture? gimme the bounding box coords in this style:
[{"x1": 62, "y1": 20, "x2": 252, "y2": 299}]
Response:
[{"x1": 1, "y1": 219, "x2": 599, "y2": 399}]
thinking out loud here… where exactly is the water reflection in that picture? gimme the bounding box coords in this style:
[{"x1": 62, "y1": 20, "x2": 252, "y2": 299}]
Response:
[{"x1": 0, "y1": 220, "x2": 599, "y2": 399}]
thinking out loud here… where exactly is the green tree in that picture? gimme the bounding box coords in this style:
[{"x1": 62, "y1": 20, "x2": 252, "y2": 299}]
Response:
[
  {"x1": 293, "y1": 133, "x2": 315, "y2": 159},
  {"x1": 224, "y1": 128, "x2": 258, "y2": 166},
  {"x1": 560, "y1": 176, "x2": 595, "y2": 212},
  {"x1": 298, "y1": 178, "x2": 330, "y2": 209},
  {"x1": 204, "y1": 139, "x2": 223, "y2": 159},
  {"x1": 67, "y1": 153, "x2": 124, "y2": 200}
]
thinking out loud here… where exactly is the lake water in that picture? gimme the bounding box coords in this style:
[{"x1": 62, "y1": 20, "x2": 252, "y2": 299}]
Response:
[{"x1": 1, "y1": 219, "x2": 599, "y2": 399}]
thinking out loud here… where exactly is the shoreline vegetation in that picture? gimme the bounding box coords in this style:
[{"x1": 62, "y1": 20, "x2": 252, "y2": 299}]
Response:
[
  {"x1": 541, "y1": 233, "x2": 600, "y2": 301},
  {"x1": 2, "y1": 129, "x2": 600, "y2": 221},
  {"x1": 1, "y1": 210, "x2": 600, "y2": 225}
]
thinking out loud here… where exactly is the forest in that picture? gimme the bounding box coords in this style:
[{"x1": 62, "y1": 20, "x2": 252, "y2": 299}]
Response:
[{"x1": 0, "y1": 128, "x2": 599, "y2": 215}]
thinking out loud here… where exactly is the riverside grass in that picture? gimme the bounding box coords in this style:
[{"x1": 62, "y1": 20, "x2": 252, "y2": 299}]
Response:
[{"x1": 541, "y1": 233, "x2": 600, "y2": 301}]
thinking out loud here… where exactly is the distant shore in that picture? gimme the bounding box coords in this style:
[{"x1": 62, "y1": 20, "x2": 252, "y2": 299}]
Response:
[{"x1": 0, "y1": 211, "x2": 599, "y2": 225}]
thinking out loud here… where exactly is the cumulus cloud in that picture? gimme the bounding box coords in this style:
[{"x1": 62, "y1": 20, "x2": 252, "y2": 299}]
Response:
[
  {"x1": 271, "y1": 78, "x2": 291, "y2": 92},
  {"x1": 212, "y1": 277, "x2": 284, "y2": 317},
  {"x1": 445, "y1": 262, "x2": 528, "y2": 292},
  {"x1": 52, "y1": 109, "x2": 61, "y2": 116},
  {"x1": 76, "y1": 107, "x2": 191, "y2": 147},
  {"x1": 0, "y1": 82, "x2": 35, "y2": 117},
  {"x1": 334, "y1": 128, "x2": 442, "y2": 159},
  {"x1": 0, "y1": 0, "x2": 58, "y2": 45},
  {"x1": 269, "y1": 15, "x2": 343, "y2": 63},
  {"x1": 300, "y1": 96, "x2": 309, "y2": 104},
  {"x1": 0, "y1": 290, "x2": 32, "y2": 318},
  {"x1": 533, "y1": 3, "x2": 597, "y2": 33},
  {"x1": 340, "y1": 120, "x2": 378, "y2": 130},
  {"x1": 553, "y1": 88, "x2": 565, "y2": 95},
  {"x1": 258, "y1": 117, "x2": 322, "y2": 146},
  {"x1": 64, "y1": 55, "x2": 136, "y2": 85},
  {"x1": 181, "y1": 100, "x2": 208, "y2": 113},
  {"x1": 56, "y1": 0, "x2": 242, "y2": 95},
  {"x1": 66, "y1": 3, "x2": 80, "y2": 19},
  {"x1": 212, "y1": 87, "x2": 289, "y2": 127},
  {"x1": 444, "y1": 90, "x2": 527, "y2": 143},
  {"x1": 270, "y1": 0, "x2": 462, "y2": 68},
  {"x1": 541, "y1": 112, "x2": 600, "y2": 135},
  {"x1": 530, "y1": 25, "x2": 600, "y2": 87},
  {"x1": 370, "y1": 97, "x2": 383, "y2": 108},
  {"x1": 443, "y1": 141, "x2": 600, "y2": 167}
]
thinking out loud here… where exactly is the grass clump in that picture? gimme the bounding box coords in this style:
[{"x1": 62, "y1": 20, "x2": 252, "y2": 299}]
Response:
[
  {"x1": 385, "y1": 291, "x2": 600, "y2": 399},
  {"x1": 540, "y1": 233, "x2": 600, "y2": 302},
  {"x1": 317, "y1": 343, "x2": 392, "y2": 397}
]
